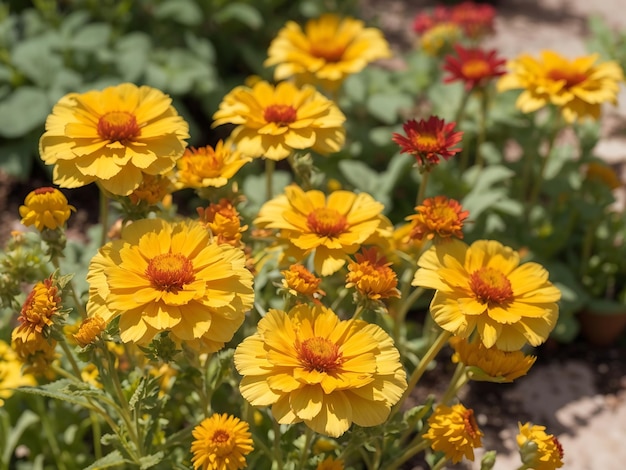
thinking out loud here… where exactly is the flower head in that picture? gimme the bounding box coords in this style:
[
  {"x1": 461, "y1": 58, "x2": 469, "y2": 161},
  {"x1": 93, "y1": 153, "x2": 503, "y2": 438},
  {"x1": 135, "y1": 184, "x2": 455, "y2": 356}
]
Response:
[
  {"x1": 450, "y1": 336, "x2": 536, "y2": 382},
  {"x1": 11, "y1": 328, "x2": 57, "y2": 379},
  {"x1": 39, "y1": 83, "x2": 190, "y2": 195},
  {"x1": 497, "y1": 51, "x2": 624, "y2": 122},
  {"x1": 234, "y1": 304, "x2": 407, "y2": 437},
  {"x1": 345, "y1": 247, "x2": 400, "y2": 301},
  {"x1": 86, "y1": 218, "x2": 254, "y2": 350},
  {"x1": 316, "y1": 457, "x2": 344, "y2": 470},
  {"x1": 190, "y1": 413, "x2": 253, "y2": 470},
  {"x1": 423, "y1": 403, "x2": 483, "y2": 463},
  {"x1": 392, "y1": 117, "x2": 463, "y2": 169},
  {"x1": 173, "y1": 140, "x2": 250, "y2": 190},
  {"x1": 585, "y1": 161, "x2": 621, "y2": 190},
  {"x1": 448, "y1": 1, "x2": 496, "y2": 39},
  {"x1": 212, "y1": 81, "x2": 345, "y2": 161},
  {"x1": 443, "y1": 45, "x2": 506, "y2": 91},
  {"x1": 197, "y1": 199, "x2": 247, "y2": 247},
  {"x1": 517, "y1": 422, "x2": 564, "y2": 470},
  {"x1": 419, "y1": 23, "x2": 462, "y2": 56},
  {"x1": 265, "y1": 14, "x2": 391, "y2": 91},
  {"x1": 254, "y1": 185, "x2": 392, "y2": 276},
  {"x1": 0, "y1": 340, "x2": 36, "y2": 406},
  {"x1": 16, "y1": 276, "x2": 62, "y2": 338},
  {"x1": 281, "y1": 264, "x2": 325, "y2": 298},
  {"x1": 406, "y1": 196, "x2": 469, "y2": 242},
  {"x1": 128, "y1": 174, "x2": 172, "y2": 206},
  {"x1": 413, "y1": 239, "x2": 561, "y2": 351},
  {"x1": 73, "y1": 315, "x2": 106, "y2": 348},
  {"x1": 19, "y1": 187, "x2": 75, "y2": 231}
]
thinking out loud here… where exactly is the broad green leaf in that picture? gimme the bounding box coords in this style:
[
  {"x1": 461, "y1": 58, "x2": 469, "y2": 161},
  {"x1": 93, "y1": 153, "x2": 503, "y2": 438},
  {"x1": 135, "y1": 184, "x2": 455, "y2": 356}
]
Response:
[
  {"x1": 0, "y1": 87, "x2": 50, "y2": 138},
  {"x1": 2, "y1": 410, "x2": 39, "y2": 465},
  {"x1": 366, "y1": 92, "x2": 413, "y2": 124},
  {"x1": 84, "y1": 450, "x2": 128, "y2": 470},
  {"x1": 11, "y1": 34, "x2": 62, "y2": 87},
  {"x1": 139, "y1": 452, "x2": 164, "y2": 469},
  {"x1": 0, "y1": 138, "x2": 37, "y2": 179},
  {"x1": 214, "y1": 3, "x2": 263, "y2": 29},
  {"x1": 338, "y1": 159, "x2": 378, "y2": 194},
  {"x1": 70, "y1": 23, "x2": 112, "y2": 51},
  {"x1": 19, "y1": 379, "x2": 103, "y2": 407},
  {"x1": 115, "y1": 32, "x2": 152, "y2": 83},
  {"x1": 154, "y1": 0, "x2": 203, "y2": 26}
]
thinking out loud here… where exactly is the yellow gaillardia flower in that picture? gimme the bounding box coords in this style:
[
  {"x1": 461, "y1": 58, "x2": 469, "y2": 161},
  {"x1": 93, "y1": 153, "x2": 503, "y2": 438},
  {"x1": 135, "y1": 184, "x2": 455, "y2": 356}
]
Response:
[
  {"x1": 212, "y1": 81, "x2": 346, "y2": 161},
  {"x1": 419, "y1": 23, "x2": 462, "y2": 56},
  {"x1": 316, "y1": 456, "x2": 344, "y2": 470},
  {"x1": 86, "y1": 218, "x2": 254, "y2": 350},
  {"x1": 233, "y1": 304, "x2": 407, "y2": 438},
  {"x1": 585, "y1": 161, "x2": 622, "y2": 190},
  {"x1": 264, "y1": 14, "x2": 391, "y2": 91},
  {"x1": 497, "y1": 51, "x2": 624, "y2": 123},
  {"x1": 406, "y1": 196, "x2": 469, "y2": 242},
  {"x1": 281, "y1": 264, "x2": 325, "y2": 298},
  {"x1": 0, "y1": 340, "x2": 36, "y2": 406},
  {"x1": 197, "y1": 199, "x2": 247, "y2": 247},
  {"x1": 39, "y1": 83, "x2": 190, "y2": 196},
  {"x1": 174, "y1": 140, "x2": 251, "y2": 190},
  {"x1": 128, "y1": 174, "x2": 172, "y2": 206},
  {"x1": 517, "y1": 422, "x2": 564, "y2": 470},
  {"x1": 73, "y1": 315, "x2": 106, "y2": 348},
  {"x1": 11, "y1": 329, "x2": 57, "y2": 379},
  {"x1": 345, "y1": 247, "x2": 400, "y2": 301},
  {"x1": 423, "y1": 403, "x2": 483, "y2": 463},
  {"x1": 190, "y1": 413, "x2": 253, "y2": 470},
  {"x1": 255, "y1": 185, "x2": 391, "y2": 276},
  {"x1": 16, "y1": 276, "x2": 62, "y2": 338},
  {"x1": 412, "y1": 239, "x2": 561, "y2": 351},
  {"x1": 450, "y1": 336, "x2": 536, "y2": 382},
  {"x1": 19, "y1": 187, "x2": 75, "y2": 231}
]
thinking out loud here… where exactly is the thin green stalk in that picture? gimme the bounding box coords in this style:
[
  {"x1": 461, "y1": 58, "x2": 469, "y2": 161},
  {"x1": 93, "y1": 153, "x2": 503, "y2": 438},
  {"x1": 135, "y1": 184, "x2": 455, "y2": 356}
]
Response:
[
  {"x1": 265, "y1": 159, "x2": 275, "y2": 202},
  {"x1": 579, "y1": 218, "x2": 600, "y2": 279},
  {"x1": 272, "y1": 420, "x2": 284, "y2": 470},
  {"x1": 432, "y1": 455, "x2": 450, "y2": 470},
  {"x1": 99, "y1": 187, "x2": 109, "y2": 247},
  {"x1": 383, "y1": 435, "x2": 431, "y2": 470},
  {"x1": 455, "y1": 88, "x2": 473, "y2": 173},
  {"x1": 393, "y1": 329, "x2": 452, "y2": 415},
  {"x1": 394, "y1": 287, "x2": 425, "y2": 333},
  {"x1": 296, "y1": 427, "x2": 314, "y2": 470},
  {"x1": 440, "y1": 362, "x2": 469, "y2": 406},
  {"x1": 416, "y1": 171, "x2": 430, "y2": 206},
  {"x1": 473, "y1": 89, "x2": 489, "y2": 172},
  {"x1": 35, "y1": 396, "x2": 68, "y2": 470},
  {"x1": 352, "y1": 303, "x2": 365, "y2": 321}
]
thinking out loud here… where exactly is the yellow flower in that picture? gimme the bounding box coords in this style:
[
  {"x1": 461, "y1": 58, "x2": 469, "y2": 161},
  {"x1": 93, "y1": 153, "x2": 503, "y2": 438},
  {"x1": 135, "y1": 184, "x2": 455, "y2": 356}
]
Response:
[
  {"x1": 264, "y1": 14, "x2": 391, "y2": 91},
  {"x1": 11, "y1": 328, "x2": 57, "y2": 379},
  {"x1": 412, "y1": 239, "x2": 561, "y2": 351},
  {"x1": 497, "y1": 51, "x2": 624, "y2": 122},
  {"x1": 39, "y1": 83, "x2": 190, "y2": 196},
  {"x1": 174, "y1": 140, "x2": 251, "y2": 189},
  {"x1": 16, "y1": 276, "x2": 62, "y2": 338},
  {"x1": 405, "y1": 196, "x2": 469, "y2": 242},
  {"x1": 197, "y1": 199, "x2": 247, "y2": 247},
  {"x1": 190, "y1": 413, "x2": 253, "y2": 470},
  {"x1": 73, "y1": 315, "x2": 106, "y2": 347},
  {"x1": 19, "y1": 187, "x2": 75, "y2": 231},
  {"x1": 128, "y1": 174, "x2": 172, "y2": 206},
  {"x1": 517, "y1": 422, "x2": 564, "y2": 470},
  {"x1": 316, "y1": 456, "x2": 344, "y2": 470},
  {"x1": 585, "y1": 161, "x2": 621, "y2": 190},
  {"x1": 345, "y1": 247, "x2": 400, "y2": 300},
  {"x1": 450, "y1": 336, "x2": 536, "y2": 382},
  {"x1": 255, "y1": 185, "x2": 391, "y2": 276},
  {"x1": 281, "y1": 264, "x2": 325, "y2": 298},
  {"x1": 86, "y1": 218, "x2": 254, "y2": 350},
  {"x1": 212, "y1": 81, "x2": 346, "y2": 161},
  {"x1": 423, "y1": 403, "x2": 483, "y2": 463},
  {"x1": 419, "y1": 23, "x2": 462, "y2": 56},
  {"x1": 0, "y1": 340, "x2": 36, "y2": 406},
  {"x1": 233, "y1": 304, "x2": 407, "y2": 437}
]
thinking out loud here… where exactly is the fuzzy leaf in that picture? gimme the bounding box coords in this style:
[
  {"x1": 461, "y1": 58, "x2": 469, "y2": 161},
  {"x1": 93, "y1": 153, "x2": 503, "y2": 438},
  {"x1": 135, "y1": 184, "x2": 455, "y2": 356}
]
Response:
[
  {"x1": 0, "y1": 87, "x2": 50, "y2": 138},
  {"x1": 84, "y1": 450, "x2": 128, "y2": 470}
]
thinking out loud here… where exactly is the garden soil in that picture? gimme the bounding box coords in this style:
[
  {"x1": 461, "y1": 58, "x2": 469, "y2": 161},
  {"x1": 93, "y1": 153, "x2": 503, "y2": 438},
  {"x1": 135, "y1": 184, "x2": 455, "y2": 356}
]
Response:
[{"x1": 358, "y1": 0, "x2": 626, "y2": 468}]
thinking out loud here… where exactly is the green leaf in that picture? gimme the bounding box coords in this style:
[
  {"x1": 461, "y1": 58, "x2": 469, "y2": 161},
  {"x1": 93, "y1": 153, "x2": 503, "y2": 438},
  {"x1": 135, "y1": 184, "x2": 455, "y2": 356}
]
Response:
[
  {"x1": 0, "y1": 138, "x2": 37, "y2": 179},
  {"x1": 70, "y1": 23, "x2": 112, "y2": 51},
  {"x1": 2, "y1": 409, "x2": 39, "y2": 465},
  {"x1": 214, "y1": 3, "x2": 263, "y2": 30},
  {"x1": 154, "y1": 0, "x2": 203, "y2": 26},
  {"x1": 19, "y1": 379, "x2": 102, "y2": 407},
  {"x1": 0, "y1": 87, "x2": 50, "y2": 138},
  {"x1": 115, "y1": 32, "x2": 152, "y2": 83},
  {"x1": 84, "y1": 450, "x2": 128, "y2": 470},
  {"x1": 11, "y1": 33, "x2": 62, "y2": 87},
  {"x1": 139, "y1": 452, "x2": 164, "y2": 469},
  {"x1": 366, "y1": 92, "x2": 413, "y2": 124},
  {"x1": 338, "y1": 159, "x2": 378, "y2": 194}
]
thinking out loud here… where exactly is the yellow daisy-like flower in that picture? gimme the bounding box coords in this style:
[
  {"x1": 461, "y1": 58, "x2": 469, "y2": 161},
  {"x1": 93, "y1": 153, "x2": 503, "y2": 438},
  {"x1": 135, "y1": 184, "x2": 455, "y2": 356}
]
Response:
[
  {"x1": 212, "y1": 80, "x2": 346, "y2": 161},
  {"x1": 11, "y1": 328, "x2": 57, "y2": 379},
  {"x1": 16, "y1": 276, "x2": 62, "y2": 338},
  {"x1": 264, "y1": 14, "x2": 391, "y2": 91},
  {"x1": 197, "y1": 199, "x2": 247, "y2": 247},
  {"x1": 406, "y1": 196, "x2": 469, "y2": 242},
  {"x1": 128, "y1": 174, "x2": 172, "y2": 206},
  {"x1": 73, "y1": 315, "x2": 106, "y2": 348},
  {"x1": 174, "y1": 140, "x2": 251, "y2": 190},
  {"x1": 19, "y1": 187, "x2": 76, "y2": 231},
  {"x1": 345, "y1": 247, "x2": 400, "y2": 301},
  {"x1": 39, "y1": 82, "x2": 190, "y2": 196},
  {"x1": 497, "y1": 51, "x2": 624, "y2": 123},
  {"x1": 190, "y1": 413, "x2": 253, "y2": 470},
  {"x1": 86, "y1": 218, "x2": 254, "y2": 350},
  {"x1": 423, "y1": 403, "x2": 483, "y2": 463},
  {"x1": 255, "y1": 185, "x2": 391, "y2": 276},
  {"x1": 412, "y1": 239, "x2": 561, "y2": 351},
  {"x1": 316, "y1": 456, "x2": 344, "y2": 470},
  {"x1": 281, "y1": 264, "x2": 325, "y2": 298},
  {"x1": 233, "y1": 304, "x2": 407, "y2": 438},
  {"x1": 450, "y1": 336, "x2": 536, "y2": 382},
  {"x1": 517, "y1": 422, "x2": 564, "y2": 470},
  {"x1": 0, "y1": 340, "x2": 36, "y2": 406},
  {"x1": 419, "y1": 23, "x2": 462, "y2": 56}
]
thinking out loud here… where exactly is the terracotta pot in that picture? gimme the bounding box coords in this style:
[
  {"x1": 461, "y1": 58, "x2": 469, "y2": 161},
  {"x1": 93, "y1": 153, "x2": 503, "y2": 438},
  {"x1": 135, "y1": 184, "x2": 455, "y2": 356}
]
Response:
[{"x1": 578, "y1": 307, "x2": 626, "y2": 347}]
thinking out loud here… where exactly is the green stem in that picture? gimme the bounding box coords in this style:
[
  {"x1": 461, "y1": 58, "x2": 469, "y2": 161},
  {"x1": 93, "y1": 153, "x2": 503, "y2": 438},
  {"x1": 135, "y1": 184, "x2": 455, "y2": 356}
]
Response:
[
  {"x1": 455, "y1": 88, "x2": 473, "y2": 173},
  {"x1": 393, "y1": 329, "x2": 452, "y2": 415},
  {"x1": 432, "y1": 455, "x2": 450, "y2": 470},
  {"x1": 99, "y1": 187, "x2": 109, "y2": 247},
  {"x1": 296, "y1": 427, "x2": 314, "y2": 470},
  {"x1": 50, "y1": 257, "x2": 86, "y2": 319},
  {"x1": 394, "y1": 287, "x2": 425, "y2": 332},
  {"x1": 272, "y1": 420, "x2": 284, "y2": 470},
  {"x1": 265, "y1": 159, "x2": 275, "y2": 202},
  {"x1": 579, "y1": 218, "x2": 600, "y2": 280},
  {"x1": 35, "y1": 396, "x2": 68, "y2": 470},
  {"x1": 416, "y1": 171, "x2": 430, "y2": 206},
  {"x1": 473, "y1": 89, "x2": 489, "y2": 172},
  {"x1": 383, "y1": 435, "x2": 431, "y2": 470},
  {"x1": 526, "y1": 114, "x2": 563, "y2": 211},
  {"x1": 352, "y1": 303, "x2": 365, "y2": 321},
  {"x1": 440, "y1": 362, "x2": 469, "y2": 406}
]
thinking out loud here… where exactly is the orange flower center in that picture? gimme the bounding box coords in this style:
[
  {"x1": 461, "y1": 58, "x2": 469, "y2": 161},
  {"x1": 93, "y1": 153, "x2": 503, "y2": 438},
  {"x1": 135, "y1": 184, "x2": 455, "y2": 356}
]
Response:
[
  {"x1": 461, "y1": 59, "x2": 491, "y2": 79},
  {"x1": 469, "y1": 267, "x2": 513, "y2": 304},
  {"x1": 309, "y1": 44, "x2": 346, "y2": 62},
  {"x1": 210, "y1": 429, "x2": 234, "y2": 456},
  {"x1": 547, "y1": 68, "x2": 587, "y2": 88},
  {"x1": 34, "y1": 187, "x2": 55, "y2": 195},
  {"x1": 462, "y1": 409, "x2": 480, "y2": 439},
  {"x1": 97, "y1": 111, "x2": 141, "y2": 142},
  {"x1": 411, "y1": 132, "x2": 439, "y2": 152},
  {"x1": 264, "y1": 104, "x2": 297, "y2": 126},
  {"x1": 306, "y1": 207, "x2": 348, "y2": 237},
  {"x1": 146, "y1": 253, "x2": 195, "y2": 292},
  {"x1": 298, "y1": 337, "x2": 343, "y2": 373}
]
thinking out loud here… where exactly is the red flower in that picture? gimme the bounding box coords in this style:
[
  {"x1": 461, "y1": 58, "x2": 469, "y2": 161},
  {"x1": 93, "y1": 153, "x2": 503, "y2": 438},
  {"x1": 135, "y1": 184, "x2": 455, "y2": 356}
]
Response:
[
  {"x1": 413, "y1": 6, "x2": 449, "y2": 34},
  {"x1": 443, "y1": 45, "x2": 506, "y2": 90},
  {"x1": 392, "y1": 116, "x2": 463, "y2": 168},
  {"x1": 449, "y1": 1, "x2": 496, "y2": 39}
]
